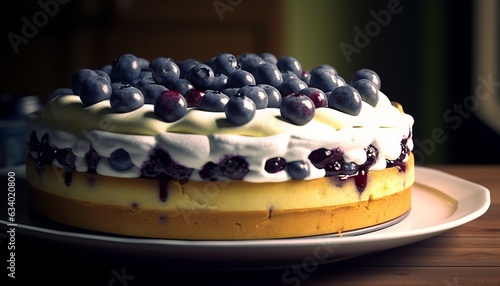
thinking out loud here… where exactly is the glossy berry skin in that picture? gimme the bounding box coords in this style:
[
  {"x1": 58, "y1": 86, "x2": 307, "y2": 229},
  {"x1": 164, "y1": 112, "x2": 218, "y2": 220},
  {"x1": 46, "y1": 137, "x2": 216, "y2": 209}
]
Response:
[
  {"x1": 111, "y1": 81, "x2": 130, "y2": 91},
  {"x1": 281, "y1": 70, "x2": 299, "y2": 82},
  {"x1": 300, "y1": 70, "x2": 311, "y2": 85},
  {"x1": 328, "y1": 86, "x2": 362, "y2": 116},
  {"x1": 286, "y1": 160, "x2": 309, "y2": 179},
  {"x1": 198, "y1": 90, "x2": 229, "y2": 112},
  {"x1": 252, "y1": 63, "x2": 283, "y2": 88},
  {"x1": 259, "y1": 52, "x2": 278, "y2": 65},
  {"x1": 109, "y1": 148, "x2": 134, "y2": 171},
  {"x1": 264, "y1": 157, "x2": 286, "y2": 173},
  {"x1": 168, "y1": 79, "x2": 193, "y2": 96},
  {"x1": 110, "y1": 85, "x2": 144, "y2": 113},
  {"x1": 298, "y1": 87, "x2": 328, "y2": 108},
  {"x1": 238, "y1": 53, "x2": 265, "y2": 72},
  {"x1": 154, "y1": 90, "x2": 187, "y2": 122},
  {"x1": 79, "y1": 76, "x2": 112, "y2": 106},
  {"x1": 151, "y1": 57, "x2": 180, "y2": 87},
  {"x1": 258, "y1": 84, "x2": 281, "y2": 108},
  {"x1": 94, "y1": 69, "x2": 111, "y2": 83},
  {"x1": 210, "y1": 53, "x2": 241, "y2": 75},
  {"x1": 225, "y1": 93, "x2": 256, "y2": 126},
  {"x1": 237, "y1": 85, "x2": 268, "y2": 109},
  {"x1": 208, "y1": 74, "x2": 228, "y2": 91},
  {"x1": 139, "y1": 84, "x2": 168, "y2": 104},
  {"x1": 219, "y1": 156, "x2": 249, "y2": 180},
  {"x1": 221, "y1": 87, "x2": 240, "y2": 98},
  {"x1": 309, "y1": 68, "x2": 339, "y2": 92},
  {"x1": 110, "y1": 54, "x2": 141, "y2": 83},
  {"x1": 277, "y1": 56, "x2": 302, "y2": 77},
  {"x1": 71, "y1": 69, "x2": 98, "y2": 95},
  {"x1": 351, "y1": 68, "x2": 381, "y2": 90},
  {"x1": 351, "y1": 79, "x2": 379, "y2": 107},
  {"x1": 278, "y1": 78, "x2": 308, "y2": 97},
  {"x1": 177, "y1": 58, "x2": 200, "y2": 78},
  {"x1": 137, "y1": 57, "x2": 150, "y2": 70},
  {"x1": 186, "y1": 64, "x2": 215, "y2": 90},
  {"x1": 225, "y1": 70, "x2": 256, "y2": 88},
  {"x1": 279, "y1": 93, "x2": 315, "y2": 126},
  {"x1": 184, "y1": 89, "x2": 204, "y2": 107}
]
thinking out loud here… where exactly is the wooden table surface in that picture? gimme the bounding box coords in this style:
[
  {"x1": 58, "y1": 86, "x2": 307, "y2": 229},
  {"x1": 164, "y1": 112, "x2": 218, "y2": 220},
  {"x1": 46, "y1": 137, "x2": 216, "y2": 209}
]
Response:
[{"x1": 6, "y1": 165, "x2": 500, "y2": 285}]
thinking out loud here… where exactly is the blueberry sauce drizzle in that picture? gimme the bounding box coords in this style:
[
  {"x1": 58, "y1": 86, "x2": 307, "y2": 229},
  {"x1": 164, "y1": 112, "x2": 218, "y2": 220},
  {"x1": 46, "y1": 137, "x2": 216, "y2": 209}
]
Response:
[
  {"x1": 141, "y1": 148, "x2": 194, "y2": 202},
  {"x1": 199, "y1": 155, "x2": 250, "y2": 181},
  {"x1": 27, "y1": 131, "x2": 76, "y2": 186}
]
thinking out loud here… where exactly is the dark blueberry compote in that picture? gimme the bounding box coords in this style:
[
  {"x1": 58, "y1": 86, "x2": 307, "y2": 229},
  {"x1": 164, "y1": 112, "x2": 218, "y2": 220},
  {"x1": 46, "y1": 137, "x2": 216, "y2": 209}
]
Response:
[
  {"x1": 27, "y1": 131, "x2": 76, "y2": 186},
  {"x1": 264, "y1": 157, "x2": 287, "y2": 173},
  {"x1": 141, "y1": 148, "x2": 194, "y2": 202},
  {"x1": 85, "y1": 147, "x2": 101, "y2": 174},
  {"x1": 386, "y1": 135, "x2": 411, "y2": 172},
  {"x1": 307, "y1": 145, "x2": 379, "y2": 193},
  {"x1": 199, "y1": 155, "x2": 250, "y2": 181}
]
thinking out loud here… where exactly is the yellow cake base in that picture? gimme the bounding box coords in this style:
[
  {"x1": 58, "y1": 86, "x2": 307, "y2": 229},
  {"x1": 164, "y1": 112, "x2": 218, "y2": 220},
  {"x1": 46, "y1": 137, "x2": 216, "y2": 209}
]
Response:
[{"x1": 26, "y1": 154, "x2": 414, "y2": 240}]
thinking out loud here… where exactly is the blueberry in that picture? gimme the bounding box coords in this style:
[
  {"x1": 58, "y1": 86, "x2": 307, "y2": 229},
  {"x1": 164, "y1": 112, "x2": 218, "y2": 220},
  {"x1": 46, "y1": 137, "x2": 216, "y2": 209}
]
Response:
[
  {"x1": 154, "y1": 90, "x2": 187, "y2": 122},
  {"x1": 221, "y1": 87, "x2": 240, "y2": 98},
  {"x1": 71, "y1": 69, "x2": 98, "y2": 95},
  {"x1": 279, "y1": 93, "x2": 315, "y2": 125},
  {"x1": 177, "y1": 58, "x2": 201, "y2": 78},
  {"x1": 109, "y1": 148, "x2": 134, "y2": 171},
  {"x1": 225, "y1": 70, "x2": 256, "y2": 88},
  {"x1": 79, "y1": 76, "x2": 112, "y2": 106},
  {"x1": 311, "y1": 64, "x2": 337, "y2": 75},
  {"x1": 137, "y1": 57, "x2": 150, "y2": 71},
  {"x1": 185, "y1": 64, "x2": 215, "y2": 90},
  {"x1": 168, "y1": 79, "x2": 193, "y2": 95},
  {"x1": 225, "y1": 93, "x2": 256, "y2": 126},
  {"x1": 286, "y1": 160, "x2": 309, "y2": 180},
  {"x1": 184, "y1": 89, "x2": 204, "y2": 107},
  {"x1": 259, "y1": 52, "x2": 278, "y2": 65},
  {"x1": 258, "y1": 84, "x2": 281, "y2": 108},
  {"x1": 208, "y1": 74, "x2": 228, "y2": 90},
  {"x1": 198, "y1": 90, "x2": 229, "y2": 112},
  {"x1": 139, "y1": 84, "x2": 168, "y2": 104},
  {"x1": 110, "y1": 85, "x2": 144, "y2": 113},
  {"x1": 351, "y1": 79, "x2": 379, "y2": 107},
  {"x1": 100, "y1": 65, "x2": 112, "y2": 75},
  {"x1": 277, "y1": 56, "x2": 302, "y2": 77},
  {"x1": 199, "y1": 161, "x2": 220, "y2": 181},
  {"x1": 281, "y1": 70, "x2": 299, "y2": 81},
  {"x1": 111, "y1": 81, "x2": 130, "y2": 91},
  {"x1": 342, "y1": 162, "x2": 359, "y2": 175},
  {"x1": 278, "y1": 78, "x2": 308, "y2": 97},
  {"x1": 110, "y1": 54, "x2": 142, "y2": 82},
  {"x1": 300, "y1": 70, "x2": 311, "y2": 85},
  {"x1": 131, "y1": 77, "x2": 155, "y2": 90},
  {"x1": 252, "y1": 63, "x2": 283, "y2": 88},
  {"x1": 49, "y1": 87, "x2": 73, "y2": 101},
  {"x1": 264, "y1": 157, "x2": 286, "y2": 173},
  {"x1": 210, "y1": 53, "x2": 241, "y2": 75},
  {"x1": 94, "y1": 69, "x2": 111, "y2": 83},
  {"x1": 237, "y1": 85, "x2": 268, "y2": 109},
  {"x1": 238, "y1": 53, "x2": 265, "y2": 72},
  {"x1": 351, "y1": 68, "x2": 381, "y2": 90},
  {"x1": 298, "y1": 87, "x2": 328, "y2": 108},
  {"x1": 328, "y1": 86, "x2": 362, "y2": 116},
  {"x1": 309, "y1": 68, "x2": 339, "y2": 92},
  {"x1": 219, "y1": 156, "x2": 249, "y2": 180},
  {"x1": 151, "y1": 57, "x2": 180, "y2": 87}
]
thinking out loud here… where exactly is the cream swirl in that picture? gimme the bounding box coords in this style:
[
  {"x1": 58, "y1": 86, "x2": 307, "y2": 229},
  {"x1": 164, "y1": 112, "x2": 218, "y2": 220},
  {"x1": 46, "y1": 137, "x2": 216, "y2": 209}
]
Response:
[{"x1": 27, "y1": 90, "x2": 413, "y2": 182}]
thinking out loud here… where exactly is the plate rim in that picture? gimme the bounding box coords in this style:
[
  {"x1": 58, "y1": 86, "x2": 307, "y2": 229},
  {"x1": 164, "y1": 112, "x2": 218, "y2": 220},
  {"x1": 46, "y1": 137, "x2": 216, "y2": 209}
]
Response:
[{"x1": 0, "y1": 166, "x2": 491, "y2": 249}]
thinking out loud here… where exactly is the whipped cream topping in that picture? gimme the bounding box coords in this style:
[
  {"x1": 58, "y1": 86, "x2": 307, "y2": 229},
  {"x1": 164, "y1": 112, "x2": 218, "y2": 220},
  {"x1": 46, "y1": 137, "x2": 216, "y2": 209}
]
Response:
[{"x1": 27, "y1": 91, "x2": 414, "y2": 183}]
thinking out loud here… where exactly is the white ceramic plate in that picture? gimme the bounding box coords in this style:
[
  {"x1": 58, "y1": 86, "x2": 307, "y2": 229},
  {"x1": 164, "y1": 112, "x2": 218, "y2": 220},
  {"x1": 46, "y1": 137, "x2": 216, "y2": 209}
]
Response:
[{"x1": 0, "y1": 167, "x2": 491, "y2": 269}]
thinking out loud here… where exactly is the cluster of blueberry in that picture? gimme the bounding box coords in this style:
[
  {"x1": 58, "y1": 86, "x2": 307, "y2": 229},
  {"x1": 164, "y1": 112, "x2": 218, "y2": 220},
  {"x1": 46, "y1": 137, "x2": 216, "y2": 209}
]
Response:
[{"x1": 64, "y1": 52, "x2": 382, "y2": 126}]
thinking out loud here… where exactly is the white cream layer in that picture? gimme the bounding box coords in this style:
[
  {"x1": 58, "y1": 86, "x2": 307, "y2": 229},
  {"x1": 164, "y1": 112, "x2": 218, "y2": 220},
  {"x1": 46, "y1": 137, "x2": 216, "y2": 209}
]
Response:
[{"x1": 27, "y1": 91, "x2": 414, "y2": 182}]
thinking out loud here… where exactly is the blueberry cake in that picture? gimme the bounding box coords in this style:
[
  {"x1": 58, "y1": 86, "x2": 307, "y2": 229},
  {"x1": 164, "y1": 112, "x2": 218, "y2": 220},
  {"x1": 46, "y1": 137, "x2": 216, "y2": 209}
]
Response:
[{"x1": 25, "y1": 53, "x2": 414, "y2": 239}]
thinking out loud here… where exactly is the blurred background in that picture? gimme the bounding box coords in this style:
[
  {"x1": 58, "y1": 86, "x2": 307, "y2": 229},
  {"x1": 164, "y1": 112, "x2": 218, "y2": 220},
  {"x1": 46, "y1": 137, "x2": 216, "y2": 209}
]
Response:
[{"x1": 0, "y1": 0, "x2": 498, "y2": 165}]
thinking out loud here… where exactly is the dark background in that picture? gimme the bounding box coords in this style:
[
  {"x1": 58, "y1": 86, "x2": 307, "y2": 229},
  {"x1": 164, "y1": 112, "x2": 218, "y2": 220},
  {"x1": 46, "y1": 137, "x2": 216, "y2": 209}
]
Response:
[{"x1": 0, "y1": 0, "x2": 498, "y2": 165}]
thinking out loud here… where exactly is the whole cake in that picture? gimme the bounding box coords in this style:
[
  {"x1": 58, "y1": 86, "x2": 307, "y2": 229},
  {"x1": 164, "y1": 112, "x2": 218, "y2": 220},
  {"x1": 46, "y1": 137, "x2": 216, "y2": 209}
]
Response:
[{"x1": 25, "y1": 52, "x2": 414, "y2": 240}]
